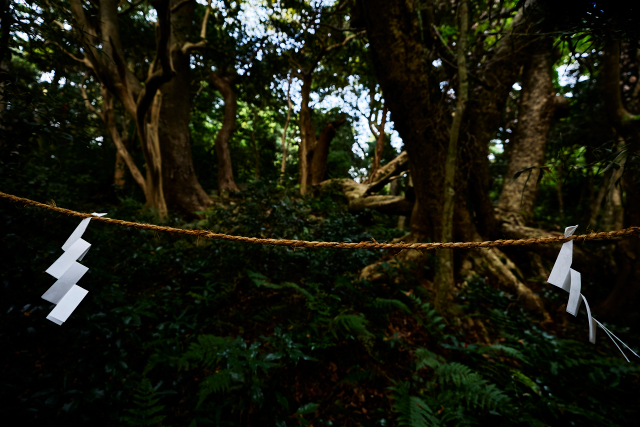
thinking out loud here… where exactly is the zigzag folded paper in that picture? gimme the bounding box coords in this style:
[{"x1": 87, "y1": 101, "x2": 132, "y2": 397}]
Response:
[
  {"x1": 548, "y1": 225, "x2": 637, "y2": 360},
  {"x1": 41, "y1": 213, "x2": 106, "y2": 325}
]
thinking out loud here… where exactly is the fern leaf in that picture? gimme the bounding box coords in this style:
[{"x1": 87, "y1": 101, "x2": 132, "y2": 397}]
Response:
[
  {"x1": 332, "y1": 313, "x2": 375, "y2": 347},
  {"x1": 198, "y1": 370, "x2": 232, "y2": 407},
  {"x1": 373, "y1": 298, "x2": 412, "y2": 315},
  {"x1": 390, "y1": 382, "x2": 439, "y2": 427}
]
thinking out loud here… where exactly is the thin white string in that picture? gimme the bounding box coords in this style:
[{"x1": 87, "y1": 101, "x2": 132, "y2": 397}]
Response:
[
  {"x1": 595, "y1": 318, "x2": 629, "y2": 362},
  {"x1": 594, "y1": 319, "x2": 640, "y2": 360}
]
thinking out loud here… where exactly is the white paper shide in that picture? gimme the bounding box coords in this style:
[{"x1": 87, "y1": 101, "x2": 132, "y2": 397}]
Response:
[
  {"x1": 41, "y1": 213, "x2": 106, "y2": 325},
  {"x1": 548, "y1": 225, "x2": 639, "y2": 361}
]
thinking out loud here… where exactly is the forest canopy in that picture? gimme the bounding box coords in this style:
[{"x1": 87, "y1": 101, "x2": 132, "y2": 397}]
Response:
[{"x1": 1, "y1": 0, "x2": 640, "y2": 426}]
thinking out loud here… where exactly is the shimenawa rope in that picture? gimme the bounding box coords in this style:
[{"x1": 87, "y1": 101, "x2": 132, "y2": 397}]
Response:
[{"x1": 2, "y1": 191, "x2": 639, "y2": 251}]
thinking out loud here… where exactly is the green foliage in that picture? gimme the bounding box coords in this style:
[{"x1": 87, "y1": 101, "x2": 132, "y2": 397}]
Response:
[
  {"x1": 2, "y1": 2, "x2": 640, "y2": 426},
  {"x1": 390, "y1": 382, "x2": 439, "y2": 427},
  {"x1": 121, "y1": 379, "x2": 166, "y2": 427},
  {"x1": 331, "y1": 313, "x2": 375, "y2": 348}
]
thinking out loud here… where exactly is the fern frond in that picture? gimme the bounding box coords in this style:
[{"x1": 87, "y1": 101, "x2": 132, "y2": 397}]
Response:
[
  {"x1": 179, "y1": 335, "x2": 231, "y2": 369},
  {"x1": 476, "y1": 344, "x2": 526, "y2": 362},
  {"x1": 197, "y1": 370, "x2": 232, "y2": 407},
  {"x1": 121, "y1": 378, "x2": 166, "y2": 426},
  {"x1": 435, "y1": 362, "x2": 509, "y2": 410},
  {"x1": 332, "y1": 313, "x2": 375, "y2": 347},
  {"x1": 373, "y1": 298, "x2": 412, "y2": 315},
  {"x1": 390, "y1": 382, "x2": 439, "y2": 427},
  {"x1": 436, "y1": 362, "x2": 474, "y2": 387},
  {"x1": 415, "y1": 348, "x2": 443, "y2": 371}
]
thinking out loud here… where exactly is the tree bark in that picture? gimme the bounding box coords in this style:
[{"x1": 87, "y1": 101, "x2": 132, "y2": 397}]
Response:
[
  {"x1": 209, "y1": 72, "x2": 241, "y2": 194},
  {"x1": 280, "y1": 75, "x2": 293, "y2": 177},
  {"x1": 298, "y1": 71, "x2": 347, "y2": 188},
  {"x1": 356, "y1": 0, "x2": 554, "y2": 317},
  {"x1": 309, "y1": 116, "x2": 347, "y2": 185},
  {"x1": 356, "y1": 0, "x2": 449, "y2": 240},
  {"x1": 157, "y1": 0, "x2": 213, "y2": 213},
  {"x1": 299, "y1": 72, "x2": 315, "y2": 194},
  {"x1": 67, "y1": 0, "x2": 174, "y2": 217},
  {"x1": 368, "y1": 104, "x2": 388, "y2": 183},
  {"x1": 498, "y1": 44, "x2": 556, "y2": 220},
  {"x1": 434, "y1": 0, "x2": 469, "y2": 313},
  {"x1": 597, "y1": 39, "x2": 640, "y2": 317}
]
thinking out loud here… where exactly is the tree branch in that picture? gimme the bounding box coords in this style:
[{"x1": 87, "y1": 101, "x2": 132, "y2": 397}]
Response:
[
  {"x1": 326, "y1": 30, "x2": 365, "y2": 52},
  {"x1": 171, "y1": 0, "x2": 194, "y2": 13},
  {"x1": 119, "y1": 0, "x2": 146, "y2": 15},
  {"x1": 137, "y1": 0, "x2": 175, "y2": 127},
  {"x1": 602, "y1": 39, "x2": 635, "y2": 128}
]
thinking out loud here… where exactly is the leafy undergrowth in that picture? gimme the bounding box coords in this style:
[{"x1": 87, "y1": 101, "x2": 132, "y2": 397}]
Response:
[{"x1": 1, "y1": 182, "x2": 639, "y2": 426}]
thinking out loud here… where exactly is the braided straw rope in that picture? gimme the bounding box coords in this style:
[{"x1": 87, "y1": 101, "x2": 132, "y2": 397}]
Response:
[{"x1": 2, "y1": 191, "x2": 639, "y2": 251}]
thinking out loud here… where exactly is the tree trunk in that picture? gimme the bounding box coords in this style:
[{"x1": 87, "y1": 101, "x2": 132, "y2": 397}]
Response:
[
  {"x1": 101, "y1": 88, "x2": 147, "y2": 194},
  {"x1": 158, "y1": 2, "x2": 213, "y2": 213},
  {"x1": 142, "y1": 92, "x2": 168, "y2": 216},
  {"x1": 356, "y1": 0, "x2": 449, "y2": 240},
  {"x1": 368, "y1": 104, "x2": 388, "y2": 183},
  {"x1": 209, "y1": 72, "x2": 240, "y2": 194},
  {"x1": 434, "y1": 0, "x2": 469, "y2": 313},
  {"x1": 299, "y1": 71, "x2": 347, "y2": 188},
  {"x1": 252, "y1": 108, "x2": 260, "y2": 179},
  {"x1": 498, "y1": 45, "x2": 555, "y2": 220},
  {"x1": 280, "y1": 75, "x2": 293, "y2": 177},
  {"x1": 597, "y1": 39, "x2": 640, "y2": 317},
  {"x1": 299, "y1": 72, "x2": 315, "y2": 194},
  {"x1": 309, "y1": 116, "x2": 346, "y2": 185},
  {"x1": 356, "y1": 0, "x2": 553, "y2": 317},
  {"x1": 68, "y1": 0, "x2": 174, "y2": 217}
]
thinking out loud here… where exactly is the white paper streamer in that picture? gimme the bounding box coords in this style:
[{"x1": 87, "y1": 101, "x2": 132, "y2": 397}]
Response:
[
  {"x1": 42, "y1": 262, "x2": 88, "y2": 304},
  {"x1": 46, "y1": 285, "x2": 88, "y2": 325},
  {"x1": 548, "y1": 224, "x2": 639, "y2": 361},
  {"x1": 580, "y1": 294, "x2": 596, "y2": 344},
  {"x1": 566, "y1": 269, "x2": 582, "y2": 316},
  {"x1": 45, "y1": 239, "x2": 91, "y2": 279},
  {"x1": 548, "y1": 225, "x2": 578, "y2": 290},
  {"x1": 42, "y1": 214, "x2": 105, "y2": 325}
]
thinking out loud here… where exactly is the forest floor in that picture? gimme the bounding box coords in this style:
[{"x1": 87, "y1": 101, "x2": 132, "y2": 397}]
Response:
[{"x1": 1, "y1": 181, "x2": 639, "y2": 426}]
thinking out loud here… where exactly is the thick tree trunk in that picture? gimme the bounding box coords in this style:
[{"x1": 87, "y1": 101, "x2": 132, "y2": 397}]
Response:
[
  {"x1": 357, "y1": 0, "x2": 449, "y2": 241},
  {"x1": 101, "y1": 88, "x2": 147, "y2": 194},
  {"x1": 434, "y1": 0, "x2": 469, "y2": 313},
  {"x1": 280, "y1": 75, "x2": 293, "y2": 177},
  {"x1": 498, "y1": 44, "x2": 556, "y2": 219},
  {"x1": 158, "y1": 2, "x2": 213, "y2": 213},
  {"x1": 299, "y1": 71, "x2": 347, "y2": 188},
  {"x1": 68, "y1": 0, "x2": 174, "y2": 217},
  {"x1": 299, "y1": 73, "x2": 315, "y2": 194},
  {"x1": 142, "y1": 92, "x2": 168, "y2": 216},
  {"x1": 309, "y1": 116, "x2": 346, "y2": 185},
  {"x1": 597, "y1": 39, "x2": 640, "y2": 316},
  {"x1": 368, "y1": 104, "x2": 388, "y2": 183},
  {"x1": 209, "y1": 72, "x2": 240, "y2": 194},
  {"x1": 464, "y1": 5, "x2": 546, "y2": 239},
  {"x1": 356, "y1": 0, "x2": 554, "y2": 317}
]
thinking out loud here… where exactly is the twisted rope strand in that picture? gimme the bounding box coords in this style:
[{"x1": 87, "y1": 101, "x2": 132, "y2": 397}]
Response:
[{"x1": 2, "y1": 191, "x2": 639, "y2": 251}]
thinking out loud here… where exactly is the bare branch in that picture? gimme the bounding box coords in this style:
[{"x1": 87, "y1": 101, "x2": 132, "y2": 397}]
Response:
[
  {"x1": 79, "y1": 77, "x2": 103, "y2": 120},
  {"x1": 200, "y1": 0, "x2": 212, "y2": 39},
  {"x1": 137, "y1": 0, "x2": 175, "y2": 127},
  {"x1": 46, "y1": 40, "x2": 93, "y2": 68},
  {"x1": 171, "y1": 0, "x2": 194, "y2": 13},
  {"x1": 119, "y1": 0, "x2": 147, "y2": 15},
  {"x1": 326, "y1": 30, "x2": 365, "y2": 52}
]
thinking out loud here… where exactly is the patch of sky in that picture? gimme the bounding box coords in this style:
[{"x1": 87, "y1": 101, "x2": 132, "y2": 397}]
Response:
[
  {"x1": 433, "y1": 59, "x2": 442, "y2": 67},
  {"x1": 488, "y1": 139, "x2": 503, "y2": 162},
  {"x1": 40, "y1": 71, "x2": 54, "y2": 83},
  {"x1": 513, "y1": 83, "x2": 521, "y2": 90},
  {"x1": 273, "y1": 73, "x2": 403, "y2": 159}
]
